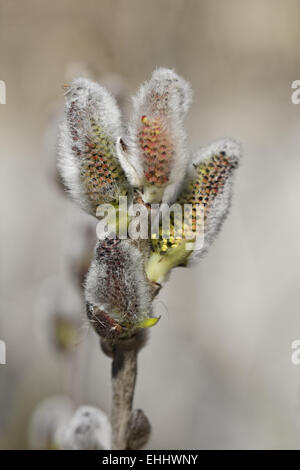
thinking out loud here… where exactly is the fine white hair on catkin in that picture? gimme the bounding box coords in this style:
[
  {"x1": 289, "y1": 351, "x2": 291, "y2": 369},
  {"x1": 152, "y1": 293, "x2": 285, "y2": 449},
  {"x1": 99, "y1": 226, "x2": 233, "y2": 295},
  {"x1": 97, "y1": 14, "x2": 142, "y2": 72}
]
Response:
[
  {"x1": 85, "y1": 239, "x2": 152, "y2": 324},
  {"x1": 117, "y1": 68, "x2": 193, "y2": 204},
  {"x1": 57, "y1": 406, "x2": 111, "y2": 450},
  {"x1": 28, "y1": 395, "x2": 74, "y2": 450},
  {"x1": 188, "y1": 137, "x2": 242, "y2": 263},
  {"x1": 57, "y1": 77, "x2": 128, "y2": 215}
]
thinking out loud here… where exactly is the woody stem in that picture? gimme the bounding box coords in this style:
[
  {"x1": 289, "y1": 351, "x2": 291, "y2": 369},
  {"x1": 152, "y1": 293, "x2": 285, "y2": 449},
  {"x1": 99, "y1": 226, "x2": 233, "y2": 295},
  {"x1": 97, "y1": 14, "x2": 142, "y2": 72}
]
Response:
[{"x1": 111, "y1": 344, "x2": 138, "y2": 450}]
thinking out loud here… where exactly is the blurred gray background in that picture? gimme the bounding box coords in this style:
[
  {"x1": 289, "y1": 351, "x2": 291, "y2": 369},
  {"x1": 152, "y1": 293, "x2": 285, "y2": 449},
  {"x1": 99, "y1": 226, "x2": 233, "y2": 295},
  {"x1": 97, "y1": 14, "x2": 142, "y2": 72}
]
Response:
[{"x1": 1, "y1": 0, "x2": 300, "y2": 449}]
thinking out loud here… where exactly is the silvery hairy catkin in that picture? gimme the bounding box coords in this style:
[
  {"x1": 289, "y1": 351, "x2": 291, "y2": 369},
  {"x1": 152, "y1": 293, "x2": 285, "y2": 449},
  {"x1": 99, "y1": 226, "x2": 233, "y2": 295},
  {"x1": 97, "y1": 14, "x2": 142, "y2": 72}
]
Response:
[
  {"x1": 58, "y1": 78, "x2": 131, "y2": 216},
  {"x1": 85, "y1": 238, "x2": 158, "y2": 340},
  {"x1": 117, "y1": 68, "x2": 192, "y2": 204},
  {"x1": 146, "y1": 138, "x2": 241, "y2": 283},
  {"x1": 57, "y1": 406, "x2": 111, "y2": 450},
  {"x1": 28, "y1": 396, "x2": 74, "y2": 450}
]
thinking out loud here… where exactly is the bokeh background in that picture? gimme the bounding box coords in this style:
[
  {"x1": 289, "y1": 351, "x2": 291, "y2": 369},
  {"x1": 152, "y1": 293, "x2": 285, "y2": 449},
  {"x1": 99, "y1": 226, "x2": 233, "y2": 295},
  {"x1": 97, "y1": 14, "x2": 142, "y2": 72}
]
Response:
[{"x1": 1, "y1": 0, "x2": 300, "y2": 449}]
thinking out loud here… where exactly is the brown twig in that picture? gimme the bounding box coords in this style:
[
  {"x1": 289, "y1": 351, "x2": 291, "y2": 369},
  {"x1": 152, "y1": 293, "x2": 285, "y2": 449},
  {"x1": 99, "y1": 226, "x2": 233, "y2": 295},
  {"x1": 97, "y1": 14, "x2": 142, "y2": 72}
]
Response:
[
  {"x1": 111, "y1": 345, "x2": 137, "y2": 449},
  {"x1": 101, "y1": 332, "x2": 151, "y2": 450}
]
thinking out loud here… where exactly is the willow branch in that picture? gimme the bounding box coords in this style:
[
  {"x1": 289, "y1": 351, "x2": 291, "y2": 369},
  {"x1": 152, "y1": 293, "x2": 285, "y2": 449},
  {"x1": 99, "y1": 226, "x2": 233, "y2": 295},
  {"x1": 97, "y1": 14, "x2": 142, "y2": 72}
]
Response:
[
  {"x1": 101, "y1": 332, "x2": 151, "y2": 450},
  {"x1": 111, "y1": 345, "x2": 137, "y2": 450}
]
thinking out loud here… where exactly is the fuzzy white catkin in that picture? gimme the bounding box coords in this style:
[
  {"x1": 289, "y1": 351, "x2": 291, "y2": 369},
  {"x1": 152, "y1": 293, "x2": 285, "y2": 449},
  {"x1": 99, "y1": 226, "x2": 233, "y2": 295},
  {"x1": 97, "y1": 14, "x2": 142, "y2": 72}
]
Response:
[
  {"x1": 28, "y1": 396, "x2": 74, "y2": 450},
  {"x1": 117, "y1": 68, "x2": 192, "y2": 204},
  {"x1": 189, "y1": 138, "x2": 242, "y2": 263},
  {"x1": 85, "y1": 239, "x2": 152, "y2": 325},
  {"x1": 58, "y1": 78, "x2": 124, "y2": 214},
  {"x1": 57, "y1": 406, "x2": 111, "y2": 450}
]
